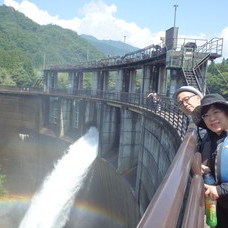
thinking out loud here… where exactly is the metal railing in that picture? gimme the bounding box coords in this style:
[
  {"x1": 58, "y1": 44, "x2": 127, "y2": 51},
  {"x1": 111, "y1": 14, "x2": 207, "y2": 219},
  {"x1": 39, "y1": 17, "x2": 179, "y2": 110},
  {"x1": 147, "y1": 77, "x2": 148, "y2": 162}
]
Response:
[
  {"x1": 166, "y1": 37, "x2": 222, "y2": 70},
  {"x1": 61, "y1": 89, "x2": 189, "y2": 139},
  {"x1": 46, "y1": 43, "x2": 166, "y2": 71},
  {"x1": 197, "y1": 37, "x2": 223, "y2": 57}
]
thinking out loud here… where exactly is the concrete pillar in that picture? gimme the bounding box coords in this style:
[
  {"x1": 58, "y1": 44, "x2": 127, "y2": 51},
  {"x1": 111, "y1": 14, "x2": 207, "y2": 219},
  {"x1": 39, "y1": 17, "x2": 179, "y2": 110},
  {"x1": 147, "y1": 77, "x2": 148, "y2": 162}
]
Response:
[
  {"x1": 117, "y1": 108, "x2": 142, "y2": 174},
  {"x1": 71, "y1": 72, "x2": 77, "y2": 93},
  {"x1": 129, "y1": 69, "x2": 137, "y2": 93},
  {"x1": 158, "y1": 66, "x2": 167, "y2": 96},
  {"x1": 71, "y1": 99, "x2": 80, "y2": 130},
  {"x1": 142, "y1": 66, "x2": 151, "y2": 95},
  {"x1": 46, "y1": 72, "x2": 58, "y2": 91},
  {"x1": 43, "y1": 71, "x2": 48, "y2": 92},
  {"x1": 115, "y1": 69, "x2": 124, "y2": 100},
  {"x1": 48, "y1": 97, "x2": 60, "y2": 134},
  {"x1": 169, "y1": 69, "x2": 178, "y2": 97},
  {"x1": 67, "y1": 72, "x2": 74, "y2": 94},
  {"x1": 59, "y1": 98, "x2": 71, "y2": 137},
  {"x1": 115, "y1": 69, "x2": 124, "y2": 92},
  {"x1": 122, "y1": 70, "x2": 130, "y2": 92},
  {"x1": 102, "y1": 71, "x2": 109, "y2": 91},
  {"x1": 92, "y1": 71, "x2": 99, "y2": 95},
  {"x1": 76, "y1": 72, "x2": 83, "y2": 90},
  {"x1": 46, "y1": 72, "x2": 52, "y2": 92},
  {"x1": 99, "y1": 104, "x2": 120, "y2": 156},
  {"x1": 53, "y1": 72, "x2": 58, "y2": 89},
  {"x1": 97, "y1": 71, "x2": 106, "y2": 91},
  {"x1": 52, "y1": 72, "x2": 58, "y2": 89}
]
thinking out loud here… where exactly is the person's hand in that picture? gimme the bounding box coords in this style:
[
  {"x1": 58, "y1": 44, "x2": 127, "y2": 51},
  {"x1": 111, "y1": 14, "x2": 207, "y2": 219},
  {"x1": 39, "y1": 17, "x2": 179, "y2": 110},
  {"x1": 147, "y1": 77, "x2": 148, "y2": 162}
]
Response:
[
  {"x1": 147, "y1": 93, "x2": 154, "y2": 98},
  {"x1": 204, "y1": 184, "x2": 219, "y2": 200},
  {"x1": 201, "y1": 164, "x2": 211, "y2": 175}
]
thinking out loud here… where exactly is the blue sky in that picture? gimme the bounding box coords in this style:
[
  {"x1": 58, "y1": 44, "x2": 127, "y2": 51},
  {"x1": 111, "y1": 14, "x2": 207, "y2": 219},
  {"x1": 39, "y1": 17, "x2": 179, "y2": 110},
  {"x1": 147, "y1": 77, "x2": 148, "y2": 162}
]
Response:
[{"x1": 1, "y1": 0, "x2": 228, "y2": 58}]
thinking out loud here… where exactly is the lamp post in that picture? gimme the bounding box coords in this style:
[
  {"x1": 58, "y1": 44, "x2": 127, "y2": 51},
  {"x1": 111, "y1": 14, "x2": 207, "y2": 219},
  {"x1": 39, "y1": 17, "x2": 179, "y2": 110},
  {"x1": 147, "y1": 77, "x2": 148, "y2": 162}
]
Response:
[
  {"x1": 173, "y1": 4, "x2": 178, "y2": 27},
  {"x1": 123, "y1": 35, "x2": 126, "y2": 55}
]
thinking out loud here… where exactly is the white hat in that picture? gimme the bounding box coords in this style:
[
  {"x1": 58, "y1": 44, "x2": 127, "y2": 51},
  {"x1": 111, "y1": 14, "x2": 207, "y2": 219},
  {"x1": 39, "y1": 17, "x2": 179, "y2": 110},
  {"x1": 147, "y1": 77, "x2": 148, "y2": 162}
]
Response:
[{"x1": 173, "y1": 86, "x2": 203, "y2": 102}]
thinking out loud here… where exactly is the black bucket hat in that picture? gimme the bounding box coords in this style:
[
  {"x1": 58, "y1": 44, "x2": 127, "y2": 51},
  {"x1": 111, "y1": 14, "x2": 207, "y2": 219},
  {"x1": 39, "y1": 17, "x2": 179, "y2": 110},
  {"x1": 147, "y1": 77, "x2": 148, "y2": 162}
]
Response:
[{"x1": 193, "y1": 93, "x2": 228, "y2": 129}]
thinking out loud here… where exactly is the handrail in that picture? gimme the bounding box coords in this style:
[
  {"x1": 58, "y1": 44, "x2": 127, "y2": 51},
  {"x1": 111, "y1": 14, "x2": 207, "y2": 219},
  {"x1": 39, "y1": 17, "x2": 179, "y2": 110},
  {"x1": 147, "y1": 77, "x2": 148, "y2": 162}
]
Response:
[
  {"x1": 197, "y1": 37, "x2": 223, "y2": 56},
  {"x1": 46, "y1": 42, "x2": 166, "y2": 71},
  {"x1": 182, "y1": 152, "x2": 204, "y2": 228},
  {"x1": 136, "y1": 123, "x2": 203, "y2": 228},
  {"x1": 182, "y1": 67, "x2": 202, "y2": 91},
  {"x1": 193, "y1": 53, "x2": 210, "y2": 69}
]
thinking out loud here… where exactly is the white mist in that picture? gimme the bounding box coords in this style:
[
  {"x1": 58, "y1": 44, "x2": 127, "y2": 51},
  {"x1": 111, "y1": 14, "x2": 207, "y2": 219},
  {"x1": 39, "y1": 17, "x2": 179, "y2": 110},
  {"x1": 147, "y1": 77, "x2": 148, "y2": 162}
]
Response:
[{"x1": 19, "y1": 127, "x2": 99, "y2": 228}]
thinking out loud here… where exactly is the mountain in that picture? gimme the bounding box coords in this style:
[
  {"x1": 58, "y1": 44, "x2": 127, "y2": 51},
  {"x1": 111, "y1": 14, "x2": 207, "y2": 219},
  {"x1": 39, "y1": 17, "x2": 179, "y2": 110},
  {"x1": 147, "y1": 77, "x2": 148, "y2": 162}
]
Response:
[
  {"x1": 80, "y1": 34, "x2": 139, "y2": 57},
  {"x1": 0, "y1": 5, "x2": 105, "y2": 69},
  {"x1": 0, "y1": 5, "x2": 139, "y2": 87}
]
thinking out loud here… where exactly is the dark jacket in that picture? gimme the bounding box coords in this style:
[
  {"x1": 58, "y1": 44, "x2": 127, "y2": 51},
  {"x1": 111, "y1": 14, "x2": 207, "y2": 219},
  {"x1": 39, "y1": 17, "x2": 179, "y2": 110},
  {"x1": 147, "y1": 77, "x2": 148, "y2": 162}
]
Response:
[{"x1": 200, "y1": 130, "x2": 228, "y2": 209}]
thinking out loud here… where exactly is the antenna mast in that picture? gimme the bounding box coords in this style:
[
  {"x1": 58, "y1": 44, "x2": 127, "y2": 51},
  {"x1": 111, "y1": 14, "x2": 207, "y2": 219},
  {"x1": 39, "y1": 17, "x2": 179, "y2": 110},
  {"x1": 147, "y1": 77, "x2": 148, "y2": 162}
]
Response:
[{"x1": 173, "y1": 4, "x2": 178, "y2": 27}]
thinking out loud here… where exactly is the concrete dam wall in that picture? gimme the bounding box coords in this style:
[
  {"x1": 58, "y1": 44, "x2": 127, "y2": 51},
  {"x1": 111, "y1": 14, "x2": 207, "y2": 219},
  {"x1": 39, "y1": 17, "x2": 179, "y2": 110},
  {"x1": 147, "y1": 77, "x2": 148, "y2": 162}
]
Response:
[{"x1": 0, "y1": 92, "x2": 182, "y2": 225}]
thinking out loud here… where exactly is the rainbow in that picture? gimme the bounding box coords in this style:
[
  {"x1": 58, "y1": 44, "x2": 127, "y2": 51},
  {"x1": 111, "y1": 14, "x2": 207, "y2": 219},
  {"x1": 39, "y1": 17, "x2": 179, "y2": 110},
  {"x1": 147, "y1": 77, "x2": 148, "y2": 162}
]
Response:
[
  {"x1": 74, "y1": 200, "x2": 125, "y2": 225},
  {"x1": 0, "y1": 194, "x2": 125, "y2": 226}
]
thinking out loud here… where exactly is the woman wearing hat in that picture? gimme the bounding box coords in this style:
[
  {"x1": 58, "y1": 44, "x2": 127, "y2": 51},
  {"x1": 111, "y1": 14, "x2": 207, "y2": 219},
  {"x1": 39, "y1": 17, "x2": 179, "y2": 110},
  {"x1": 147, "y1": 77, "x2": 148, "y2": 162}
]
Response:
[{"x1": 193, "y1": 93, "x2": 228, "y2": 227}]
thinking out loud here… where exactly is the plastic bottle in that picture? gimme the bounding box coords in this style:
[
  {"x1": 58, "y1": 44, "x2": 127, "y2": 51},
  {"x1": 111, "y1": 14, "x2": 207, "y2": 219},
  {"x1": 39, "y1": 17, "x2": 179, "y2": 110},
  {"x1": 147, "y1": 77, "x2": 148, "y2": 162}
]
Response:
[{"x1": 203, "y1": 173, "x2": 218, "y2": 227}]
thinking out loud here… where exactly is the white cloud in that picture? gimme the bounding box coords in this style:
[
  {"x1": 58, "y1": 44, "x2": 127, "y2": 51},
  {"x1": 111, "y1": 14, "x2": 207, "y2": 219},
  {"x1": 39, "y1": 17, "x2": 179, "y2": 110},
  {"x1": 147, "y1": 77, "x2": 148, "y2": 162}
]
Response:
[
  {"x1": 220, "y1": 27, "x2": 228, "y2": 59},
  {"x1": 4, "y1": 0, "x2": 19, "y2": 9},
  {"x1": 5, "y1": 0, "x2": 58, "y2": 25},
  {"x1": 3, "y1": 0, "x2": 163, "y2": 48},
  {"x1": 3, "y1": 0, "x2": 228, "y2": 58}
]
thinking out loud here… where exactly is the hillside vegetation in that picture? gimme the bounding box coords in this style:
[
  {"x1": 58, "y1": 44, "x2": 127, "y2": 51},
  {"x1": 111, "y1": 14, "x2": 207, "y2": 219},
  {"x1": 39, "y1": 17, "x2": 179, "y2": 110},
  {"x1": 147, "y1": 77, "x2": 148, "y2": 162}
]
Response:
[
  {"x1": 207, "y1": 59, "x2": 228, "y2": 98},
  {"x1": 0, "y1": 5, "x2": 104, "y2": 86}
]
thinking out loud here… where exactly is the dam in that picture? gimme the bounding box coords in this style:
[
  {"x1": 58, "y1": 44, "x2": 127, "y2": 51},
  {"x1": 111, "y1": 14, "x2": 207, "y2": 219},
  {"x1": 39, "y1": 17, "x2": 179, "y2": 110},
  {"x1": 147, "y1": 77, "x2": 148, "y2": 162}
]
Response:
[
  {"x1": 0, "y1": 89, "x2": 180, "y2": 227},
  {"x1": 0, "y1": 27, "x2": 223, "y2": 227}
]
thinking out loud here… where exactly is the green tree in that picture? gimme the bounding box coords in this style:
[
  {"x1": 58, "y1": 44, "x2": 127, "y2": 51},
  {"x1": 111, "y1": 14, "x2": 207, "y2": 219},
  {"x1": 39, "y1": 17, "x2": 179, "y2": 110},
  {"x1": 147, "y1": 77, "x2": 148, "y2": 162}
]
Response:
[
  {"x1": 0, "y1": 67, "x2": 16, "y2": 86},
  {"x1": 10, "y1": 67, "x2": 33, "y2": 86},
  {"x1": 83, "y1": 72, "x2": 92, "y2": 89},
  {"x1": 58, "y1": 73, "x2": 68, "y2": 88},
  {"x1": 207, "y1": 61, "x2": 228, "y2": 99}
]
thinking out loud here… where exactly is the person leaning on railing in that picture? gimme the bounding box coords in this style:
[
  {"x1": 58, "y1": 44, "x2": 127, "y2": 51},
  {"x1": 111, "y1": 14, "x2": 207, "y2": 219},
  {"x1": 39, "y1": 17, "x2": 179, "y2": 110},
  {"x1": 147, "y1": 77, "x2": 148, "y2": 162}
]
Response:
[
  {"x1": 173, "y1": 86, "x2": 206, "y2": 141},
  {"x1": 192, "y1": 93, "x2": 228, "y2": 228},
  {"x1": 147, "y1": 92, "x2": 161, "y2": 111},
  {"x1": 173, "y1": 86, "x2": 203, "y2": 117}
]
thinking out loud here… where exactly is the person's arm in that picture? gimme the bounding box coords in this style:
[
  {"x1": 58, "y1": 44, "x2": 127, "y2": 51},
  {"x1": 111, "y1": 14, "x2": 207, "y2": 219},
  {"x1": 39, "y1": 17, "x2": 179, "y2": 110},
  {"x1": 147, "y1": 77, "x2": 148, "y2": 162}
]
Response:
[
  {"x1": 147, "y1": 93, "x2": 154, "y2": 98},
  {"x1": 217, "y1": 183, "x2": 228, "y2": 198}
]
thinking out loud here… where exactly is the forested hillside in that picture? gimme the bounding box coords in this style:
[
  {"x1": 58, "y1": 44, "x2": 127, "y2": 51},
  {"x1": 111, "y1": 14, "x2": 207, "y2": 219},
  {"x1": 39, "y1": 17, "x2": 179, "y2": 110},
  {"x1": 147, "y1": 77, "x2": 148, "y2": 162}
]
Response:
[
  {"x1": 0, "y1": 5, "x2": 104, "y2": 86},
  {"x1": 207, "y1": 58, "x2": 228, "y2": 98}
]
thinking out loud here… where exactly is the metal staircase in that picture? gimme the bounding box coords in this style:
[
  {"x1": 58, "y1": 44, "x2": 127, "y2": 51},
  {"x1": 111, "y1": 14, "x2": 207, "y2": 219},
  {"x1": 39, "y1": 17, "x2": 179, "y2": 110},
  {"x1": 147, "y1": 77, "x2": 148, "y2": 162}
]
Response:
[
  {"x1": 32, "y1": 75, "x2": 44, "y2": 88},
  {"x1": 181, "y1": 37, "x2": 223, "y2": 92},
  {"x1": 182, "y1": 54, "x2": 210, "y2": 91},
  {"x1": 182, "y1": 68, "x2": 201, "y2": 91}
]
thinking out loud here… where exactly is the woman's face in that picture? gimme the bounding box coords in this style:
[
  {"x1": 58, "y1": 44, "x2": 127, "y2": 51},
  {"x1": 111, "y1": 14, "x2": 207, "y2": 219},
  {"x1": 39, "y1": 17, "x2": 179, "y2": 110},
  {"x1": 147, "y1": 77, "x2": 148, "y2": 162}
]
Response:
[{"x1": 202, "y1": 105, "x2": 228, "y2": 135}]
